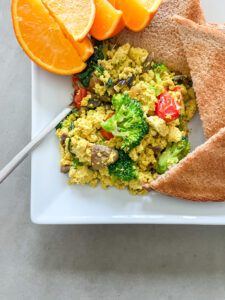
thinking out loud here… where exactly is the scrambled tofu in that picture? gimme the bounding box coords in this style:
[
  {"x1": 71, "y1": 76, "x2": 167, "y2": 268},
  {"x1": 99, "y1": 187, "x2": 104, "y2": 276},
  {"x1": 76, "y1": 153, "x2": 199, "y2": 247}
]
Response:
[{"x1": 56, "y1": 42, "x2": 197, "y2": 195}]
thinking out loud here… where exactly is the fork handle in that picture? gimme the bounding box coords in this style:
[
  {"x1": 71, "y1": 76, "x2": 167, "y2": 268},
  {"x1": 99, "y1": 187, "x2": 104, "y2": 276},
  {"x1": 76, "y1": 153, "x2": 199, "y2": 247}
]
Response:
[{"x1": 0, "y1": 107, "x2": 72, "y2": 184}]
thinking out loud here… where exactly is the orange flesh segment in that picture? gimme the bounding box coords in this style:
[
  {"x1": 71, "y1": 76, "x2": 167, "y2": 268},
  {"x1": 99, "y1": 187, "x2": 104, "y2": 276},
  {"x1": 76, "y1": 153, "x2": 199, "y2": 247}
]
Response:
[
  {"x1": 42, "y1": 0, "x2": 96, "y2": 42},
  {"x1": 108, "y1": 15, "x2": 125, "y2": 38},
  {"x1": 107, "y1": 0, "x2": 116, "y2": 5},
  {"x1": 11, "y1": 0, "x2": 86, "y2": 75},
  {"x1": 74, "y1": 37, "x2": 94, "y2": 62},
  {"x1": 90, "y1": 0, "x2": 125, "y2": 40},
  {"x1": 116, "y1": 0, "x2": 162, "y2": 32}
]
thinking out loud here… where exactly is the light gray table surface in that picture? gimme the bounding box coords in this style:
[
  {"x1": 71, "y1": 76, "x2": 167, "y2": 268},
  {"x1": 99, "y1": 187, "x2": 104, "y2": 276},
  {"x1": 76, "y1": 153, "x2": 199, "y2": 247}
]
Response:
[{"x1": 1, "y1": 1, "x2": 225, "y2": 299}]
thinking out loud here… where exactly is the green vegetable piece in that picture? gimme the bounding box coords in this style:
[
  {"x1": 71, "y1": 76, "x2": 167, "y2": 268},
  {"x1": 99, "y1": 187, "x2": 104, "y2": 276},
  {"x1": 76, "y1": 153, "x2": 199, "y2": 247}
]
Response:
[
  {"x1": 68, "y1": 138, "x2": 83, "y2": 169},
  {"x1": 78, "y1": 44, "x2": 104, "y2": 87},
  {"x1": 101, "y1": 94, "x2": 149, "y2": 151},
  {"x1": 151, "y1": 62, "x2": 168, "y2": 73},
  {"x1": 67, "y1": 138, "x2": 73, "y2": 156},
  {"x1": 94, "y1": 64, "x2": 113, "y2": 88},
  {"x1": 108, "y1": 150, "x2": 138, "y2": 182},
  {"x1": 178, "y1": 114, "x2": 186, "y2": 131},
  {"x1": 102, "y1": 41, "x2": 109, "y2": 59},
  {"x1": 56, "y1": 119, "x2": 70, "y2": 129},
  {"x1": 146, "y1": 83, "x2": 161, "y2": 97},
  {"x1": 78, "y1": 68, "x2": 94, "y2": 88},
  {"x1": 94, "y1": 64, "x2": 104, "y2": 75},
  {"x1": 157, "y1": 137, "x2": 191, "y2": 174},
  {"x1": 56, "y1": 122, "x2": 62, "y2": 130},
  {"x1": 55, "y1": 109, "x2": 78, "y2": 130},
  {"x1": 73, "y1": 157, "x2": 83, "y2": 169},
  {"x1": 106, "y1": 77, "x2": 113, "y2": 88},
  {"x1": 69, "y1": 123, "x2": 75, "y2": 131}
]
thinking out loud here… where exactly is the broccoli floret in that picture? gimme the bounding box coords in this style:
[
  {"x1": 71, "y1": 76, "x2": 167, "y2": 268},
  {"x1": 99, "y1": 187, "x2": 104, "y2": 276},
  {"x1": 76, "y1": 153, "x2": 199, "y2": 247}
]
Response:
[
  {"x1": 108, "y1": 150, "x2": 138, "y2": 182},
  {"x1": 157, "y1": 137, "x2": 190, "y2": 174},
  {"x1": 151, "y1": 62, "x2": 168, "y2": 73},
  {"x1": 101, "y1": 94, "x2": 149, "y2": 151}
]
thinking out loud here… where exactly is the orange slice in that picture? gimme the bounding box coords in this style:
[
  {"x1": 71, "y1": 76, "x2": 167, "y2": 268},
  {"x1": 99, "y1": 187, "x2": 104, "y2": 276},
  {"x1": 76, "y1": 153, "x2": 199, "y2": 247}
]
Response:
[
  {"x1": 107, "y1": 0, "x2": 115, "y2": 5},
  {"x1": 115, "y1": 0, "x2": 162, "y2": 32},
  {"x1": 90, "y1": 0, "x2": 125, "y2": 40},
  {"x1": 74, "y1": 37, "x2": 94, "y2": 62},
  {"x1": 42, "y1": 0, "x2": 96, "y2": 42},
  {"x1": 11, "y1": 0, "x2": 86, "y2": 75}
]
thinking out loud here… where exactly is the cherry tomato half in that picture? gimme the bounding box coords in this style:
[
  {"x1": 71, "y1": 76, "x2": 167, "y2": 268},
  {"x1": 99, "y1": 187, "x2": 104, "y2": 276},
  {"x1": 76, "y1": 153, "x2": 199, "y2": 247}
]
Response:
[{"x1": 155, "y1": 89, "x2": 181, "y2": 122}]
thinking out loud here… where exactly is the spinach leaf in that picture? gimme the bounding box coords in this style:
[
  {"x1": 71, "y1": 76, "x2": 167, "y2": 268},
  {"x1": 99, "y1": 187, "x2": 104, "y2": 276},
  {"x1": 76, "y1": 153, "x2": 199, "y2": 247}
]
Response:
[
  {"x1": 94, "y1": 64, "x2": 104, "y2": 75},
  {"x1": 55, "y1": 109, "x2": 78, "y2": 130},
  {"x1": 69, "y1": 123, "x2": 75, "y2": 131},
  {"x1": 56, "y1": 122, "x2": 63, "y2": 130},
  {"x1": 73, "y1": 157, "x2": 83, "y2": 169},
  {"x1": 68, "y1": 138, "x2": 83, "y2": 169},
  {"x1": 106, "y1": 77, "x2": 113, "y2": 88},
  {"x1": 78, "y1": 44, "x2": 104, "y2": 87}
]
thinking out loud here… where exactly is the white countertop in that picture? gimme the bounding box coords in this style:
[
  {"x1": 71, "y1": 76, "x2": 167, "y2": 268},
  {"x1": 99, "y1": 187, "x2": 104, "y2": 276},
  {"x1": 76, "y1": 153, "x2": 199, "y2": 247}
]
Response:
[{"x1": 0, "y1": 0, "x2": 225, "y2": 298}]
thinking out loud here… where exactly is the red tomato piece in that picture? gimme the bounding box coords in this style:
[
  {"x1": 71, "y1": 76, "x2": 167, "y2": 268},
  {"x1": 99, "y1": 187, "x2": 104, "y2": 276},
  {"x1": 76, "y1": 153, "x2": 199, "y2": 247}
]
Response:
[
  {"x1": 72, "y1": 75, "x2": 80, "y2": 93},
  {"x1": 73, "y1": 88, "x2": 87, "y2": 109},
  {"x1": 100, "y1": 128, "x2": 114, "y2": 140},
  {"x1": 155, "y1": 90, "x2": 181, "y2": 122},
  {"x1": 105, "y1": 112, "x2": 115, "y2": 120},
  {"x1": 100, "y1": 112, "x2": 115, "y2": 140}
]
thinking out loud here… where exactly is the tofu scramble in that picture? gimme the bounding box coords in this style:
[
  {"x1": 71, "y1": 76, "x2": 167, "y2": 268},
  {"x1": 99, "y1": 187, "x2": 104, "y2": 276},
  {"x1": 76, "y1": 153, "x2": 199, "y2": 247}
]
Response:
[{"x1": 56, "y1": 42, "x2": 197, "y2": 195}]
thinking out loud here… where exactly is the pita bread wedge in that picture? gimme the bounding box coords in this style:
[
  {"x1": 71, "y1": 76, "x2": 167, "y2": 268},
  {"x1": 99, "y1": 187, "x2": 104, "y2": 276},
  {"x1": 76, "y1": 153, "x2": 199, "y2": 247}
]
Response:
[
  {"x1": 112, "y1": 0, "x2": 206, "y2": 75},
  {"x1": 143, "y1": 127, "x2": 225, "y2": 202},
  {"x1": 174, "y1": 16, "x2": 225, "y2": 139}
]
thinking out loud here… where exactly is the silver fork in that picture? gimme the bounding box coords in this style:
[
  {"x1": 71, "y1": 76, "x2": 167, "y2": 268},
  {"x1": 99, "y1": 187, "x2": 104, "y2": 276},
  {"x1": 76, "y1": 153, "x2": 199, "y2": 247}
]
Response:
[{"x1": 0, "y1": 107, "x2": 72, "y2": 184}]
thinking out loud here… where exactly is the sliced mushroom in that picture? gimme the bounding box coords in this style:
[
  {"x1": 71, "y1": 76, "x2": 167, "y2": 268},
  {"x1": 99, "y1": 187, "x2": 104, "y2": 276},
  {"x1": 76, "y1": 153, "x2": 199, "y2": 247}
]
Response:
[
  {"x1": 172, "y1": 75, "x2": 192, "y2": 86},
  {"x1": 92, "y1": 93, "x2": 111, "y2": 102},
  {"x1": 126, "y1": 76, "x2": 134, "y2": 87},
  {"x1": 86, "y1": 74, "x2": 101, "y2": 94},
  {"x1": 111, "y1": 43, "x2": 120, "y2": 50},
  {"x1": 104, "y1": 103, "x2": 113, "y2": 110},
  {"x1": 60, "y1": 165, "x2": 71, "y2": 173},
  {"x1": 91, "y1": 145, "x2": 119, "y2": 170},
  {"x1": 61, "y1": 133, "x2": 68, "y2": 146},
  {"x1": 87, "y1": 99, "x2": 102, "y2": 109},
  {"x1": 151, "y1": 146, "x2": 162, "y2": 153},
  {"x1": 116, "y1": 79, "x2": 126, "y2": 87},
  {"x1": 142, "y1": 53, "x2": 154, "y2": 73}
]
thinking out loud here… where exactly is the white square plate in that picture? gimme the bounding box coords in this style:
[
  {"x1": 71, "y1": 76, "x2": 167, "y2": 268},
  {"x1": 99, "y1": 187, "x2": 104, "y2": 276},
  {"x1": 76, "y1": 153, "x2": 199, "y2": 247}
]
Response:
[{"x1": 31, "y1": 0, "x2": 225, "y2": 224}]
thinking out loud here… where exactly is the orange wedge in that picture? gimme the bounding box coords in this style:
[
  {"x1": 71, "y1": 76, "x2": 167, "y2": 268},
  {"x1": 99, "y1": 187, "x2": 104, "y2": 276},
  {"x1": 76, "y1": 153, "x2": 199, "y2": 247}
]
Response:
[
  {"x1": 90, "y1": 0, "x2": 125, "y2": 40},
  {"x1": 74, "y1": 37, "x2": 94, "y2": 62},
  {"x1": 107, "y1": 0, "x2": 115, "y2": 5},
  {"x1": 42, "y1": 0, "x2": 96, "y2": 42},
  {"x1": 115, "y1": 0, "x2": 162, "y2": 32},
  {"x1": 11, "y1": 0, "x2": 86, "y2": 75}
]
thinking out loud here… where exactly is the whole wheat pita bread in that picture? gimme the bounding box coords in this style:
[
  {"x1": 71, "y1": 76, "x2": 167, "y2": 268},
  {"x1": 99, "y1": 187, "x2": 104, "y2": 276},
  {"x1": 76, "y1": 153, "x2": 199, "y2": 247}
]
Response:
[
  {"x1": 112, "y1": 0, "x2": 206, "y2": 75},
  {"x1": 144, "y1": 127, "x2": 225, "y2": 202},
  {"x1": 174, "y1": 16, "x2": 225, "y2": 139}
]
